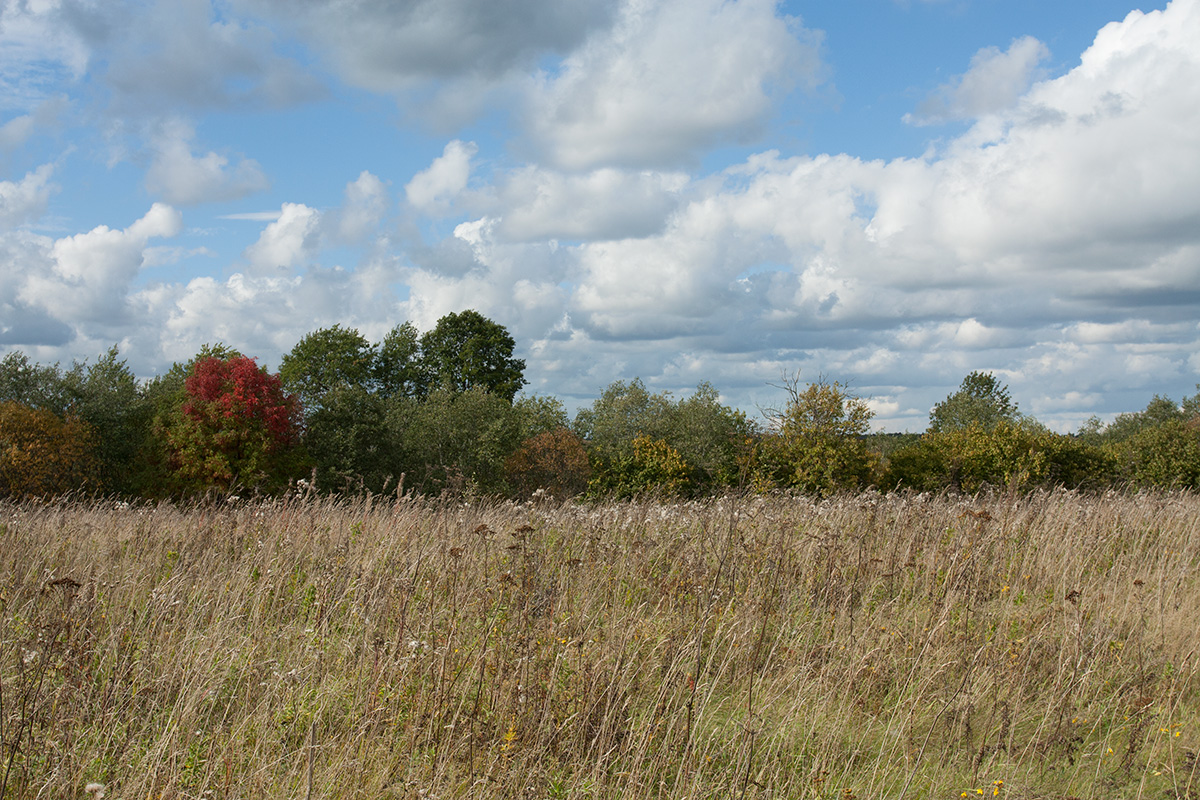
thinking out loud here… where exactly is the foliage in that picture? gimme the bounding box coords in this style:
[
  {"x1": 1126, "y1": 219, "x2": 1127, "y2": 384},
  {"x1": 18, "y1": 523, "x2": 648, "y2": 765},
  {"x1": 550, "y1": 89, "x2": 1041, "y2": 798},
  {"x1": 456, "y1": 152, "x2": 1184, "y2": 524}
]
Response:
[
  {"x1": 61, "y1": 347, "x2": 153, "y2": 495},
  {"x1": 0, "y1": 402, "x2": 99, "y2": 498},
  {"x1": 1105, "y1": 418, "x2": 1200, "y2": 489},
  {"x1": 886, "y1": 420, "x2": 1116, "y2": 493},
  {"x1": 753, "y1": 375, "x2": 874, "y2": 494},
  {"x1": 503, "y1": 428, "x2": 592, "y2": 499},
  {"x1": 668, "y1": 382, "x2": 756, "y2": 491},
  {"x1": 387, "y1": 386, "x2": 524, "y2": 495},
  {"x1": 574, "y1": 379, "x2": 751, "y2": 494},
  {"x1": 417, "y1": 310, "x2": 527, "y2": 401},
  {"x1": 1075, "y1": 389, "x2": 1200, "y2": 489},
  {"x1": 303, "y1": 385, "x2": 393, "y2": 494},
  {"x1": 279, "y1": 324, "x2": 376, "y2": 414},
  {"x1": 512, "y1": 394, "x2": 571, "y2": 441},
  {"x1": 574, "y1": 378, "x2": 673, "y2": 458},
  {"x1": 929, "y1": 371, "x2": 1019, "y2": 433},
  {"x1": 0, "y1": 351, "x2": 70, "y2": 410},
  {"x1": 374, "y1": 321, "x2": 423, "y2": 399},
  {"x1": 164, "y1": 355, "x2": 304, "y2": 495},
  {"x1": 0, "y1": 347, "x2": 152, "y2": 495},
  {"x1": 587, "y1": 434, "x2": 690, "y2": 499}
]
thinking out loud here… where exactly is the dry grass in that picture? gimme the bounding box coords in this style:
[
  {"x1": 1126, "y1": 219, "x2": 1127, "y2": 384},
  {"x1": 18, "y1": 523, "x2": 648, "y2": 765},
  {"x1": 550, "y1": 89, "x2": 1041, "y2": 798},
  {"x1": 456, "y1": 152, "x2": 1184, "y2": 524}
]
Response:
[{"x1": 1, "y1": 490, "x2": 1198, "y2": 799}]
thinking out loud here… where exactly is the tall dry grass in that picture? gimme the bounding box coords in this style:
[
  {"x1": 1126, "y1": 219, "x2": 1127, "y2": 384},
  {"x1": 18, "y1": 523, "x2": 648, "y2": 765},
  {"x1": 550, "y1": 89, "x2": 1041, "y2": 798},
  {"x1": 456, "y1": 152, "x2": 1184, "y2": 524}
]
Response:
[{"x1": 1, "y1": 490, "x2": 1198, "y2": 799}]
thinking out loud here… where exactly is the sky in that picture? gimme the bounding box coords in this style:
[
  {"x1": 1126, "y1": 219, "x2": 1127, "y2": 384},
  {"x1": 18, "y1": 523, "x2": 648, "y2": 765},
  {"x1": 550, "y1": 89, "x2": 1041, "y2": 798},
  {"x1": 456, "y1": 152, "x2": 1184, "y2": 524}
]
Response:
[{"x1": 1, "y1": 0, "x2": 1198, "y2": 432}]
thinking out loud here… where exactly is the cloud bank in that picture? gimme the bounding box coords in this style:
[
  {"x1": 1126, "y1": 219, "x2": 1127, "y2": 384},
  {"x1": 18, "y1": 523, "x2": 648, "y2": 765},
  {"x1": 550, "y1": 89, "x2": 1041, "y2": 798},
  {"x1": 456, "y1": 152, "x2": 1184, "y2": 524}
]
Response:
[{"x1": 0, "y1": 0, "x2": 1197, "y2": 432}]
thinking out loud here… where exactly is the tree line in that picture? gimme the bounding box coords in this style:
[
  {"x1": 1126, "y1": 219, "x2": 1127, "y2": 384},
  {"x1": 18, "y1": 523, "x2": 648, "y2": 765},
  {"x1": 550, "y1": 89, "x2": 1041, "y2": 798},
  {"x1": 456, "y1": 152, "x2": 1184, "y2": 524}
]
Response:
[{"x1": 1, "y1": 310, "x2": 1198, "y2": 500}]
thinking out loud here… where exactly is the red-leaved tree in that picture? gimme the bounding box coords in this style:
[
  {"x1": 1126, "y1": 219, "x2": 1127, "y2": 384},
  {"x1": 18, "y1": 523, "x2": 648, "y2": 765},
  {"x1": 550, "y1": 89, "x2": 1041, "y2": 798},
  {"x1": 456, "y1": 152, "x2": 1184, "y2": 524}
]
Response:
[{"x1": 166, "y1": 356, "x2": 304, "y2": 494}]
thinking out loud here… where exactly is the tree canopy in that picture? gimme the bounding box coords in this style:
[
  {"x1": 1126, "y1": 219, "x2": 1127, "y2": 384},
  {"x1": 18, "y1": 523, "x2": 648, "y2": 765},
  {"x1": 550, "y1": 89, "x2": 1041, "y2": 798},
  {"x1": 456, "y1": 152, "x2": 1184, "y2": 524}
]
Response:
[
  {"x1": 928, "y1": 371, "x2": 1019, "y2": 433},
  {"x1": 418, "y1": 310, "x2": 526, "y2": 401},
  {"x1": 279, "y1": 325, "x2": 377, "y2": 414},
  {"x1": 164, "y1": 355, "x2": 304, "y2": 495}
]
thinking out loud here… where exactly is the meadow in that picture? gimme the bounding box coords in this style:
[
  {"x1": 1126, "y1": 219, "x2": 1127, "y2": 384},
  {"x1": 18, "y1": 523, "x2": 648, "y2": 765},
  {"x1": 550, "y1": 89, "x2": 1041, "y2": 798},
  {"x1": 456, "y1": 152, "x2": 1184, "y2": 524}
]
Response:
[{"x1": 1, "y1": 490, "x2": 1197, "y2": 799}]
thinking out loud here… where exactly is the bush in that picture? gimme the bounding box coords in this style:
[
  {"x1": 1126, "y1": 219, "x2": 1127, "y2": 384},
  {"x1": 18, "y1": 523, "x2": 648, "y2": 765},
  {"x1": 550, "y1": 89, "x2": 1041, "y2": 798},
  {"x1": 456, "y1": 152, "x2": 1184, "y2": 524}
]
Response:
[
  {"x1": 587, "y1": 434, "x2": 690, "y2": 499},
  {"x1": 0, "y1": 402, "x2": 99, "y2": 499},
  {"x1": 1105, "y1": 418, "x2": 1200, "y2": 489},
  {"x1": 752, "y1": 376, "x2": 874, "y2": 494},
  {"x1": 503, "y1": 428, "x2": 592, "y2": 500},
  {"x1": 885, "y1": 421, "x2": 1116, "y2": 493}
]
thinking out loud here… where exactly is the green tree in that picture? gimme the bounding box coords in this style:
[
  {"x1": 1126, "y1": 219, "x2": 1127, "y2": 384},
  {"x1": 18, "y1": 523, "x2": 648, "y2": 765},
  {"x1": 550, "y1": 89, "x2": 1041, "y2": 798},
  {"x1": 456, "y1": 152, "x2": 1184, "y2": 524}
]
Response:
[
  {"x1": 1092, "y1": 389, "x2": 1200, "y2": 489},
  {"x1": 418, "y1": 310, "x2": 526, "y2": 401},
  {"x1": 1, "y1": 347, "x2": 155, "y2": 496},
  {"x1": 573, "y1": 378, "x2": 673, "y2": 462},
  {"x1": 753, "y1": 375, "x2": 874, "y2": 494},
  {"x1": 574, "y1": 379, "x2": 751, "y2": 495},
  {"x1": 0, "y1": 351, "x2": 69, "y2": 410},
  {"x1": 513, "y1": 394, "x2": 571, "y2": 441},
  {"x1": 279, "y1": 325, "x2": 377, "y2": 414},
  {"x1": 387, "y1": 386, "x2": 524, "y2": 495},
  {"x1": 374, "y1": 321, "x2": 423, "y2": 400},
  {"x1": 303, "y1": 385, "x2": 393, "y2": 493},
  {"x1": 668, "y1": 382, "x2": 755, "y2": 491},
  {"x1": 929, "y1": 371, "x2": 1019, "y2": 433},
  {"x1": 61, "y1": 347, "x2": 152, "y2": 495}
]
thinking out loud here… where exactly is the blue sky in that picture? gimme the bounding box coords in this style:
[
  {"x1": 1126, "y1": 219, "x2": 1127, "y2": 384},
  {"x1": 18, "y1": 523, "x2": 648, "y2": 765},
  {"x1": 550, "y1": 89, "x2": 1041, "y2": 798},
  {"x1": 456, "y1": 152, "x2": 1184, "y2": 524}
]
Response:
[{"x1": 1, "y1": 0, "x2": 1198, "y2": 431}]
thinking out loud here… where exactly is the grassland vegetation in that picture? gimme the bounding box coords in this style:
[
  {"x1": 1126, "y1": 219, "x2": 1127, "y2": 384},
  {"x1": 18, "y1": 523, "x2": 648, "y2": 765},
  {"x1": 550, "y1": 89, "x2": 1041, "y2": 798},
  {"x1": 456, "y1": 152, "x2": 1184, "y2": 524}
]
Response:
[{"x1": 1, "y1": 491, "x2": 1197, "y2": 799}]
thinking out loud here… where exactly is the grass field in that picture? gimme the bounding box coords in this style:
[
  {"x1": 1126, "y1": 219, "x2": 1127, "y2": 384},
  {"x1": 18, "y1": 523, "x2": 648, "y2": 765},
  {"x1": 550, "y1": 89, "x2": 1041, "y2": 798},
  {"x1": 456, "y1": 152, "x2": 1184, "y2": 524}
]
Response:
[{"x1": 1, "y1": 490, "x2": 1198, "y2": 799}]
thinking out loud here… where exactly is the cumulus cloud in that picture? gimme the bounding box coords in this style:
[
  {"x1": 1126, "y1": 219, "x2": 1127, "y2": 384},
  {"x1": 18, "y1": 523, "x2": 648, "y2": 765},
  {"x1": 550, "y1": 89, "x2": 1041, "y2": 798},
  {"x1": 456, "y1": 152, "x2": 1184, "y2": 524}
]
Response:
[
  {"x1": 405, "y1": 141, "x2": 478, "y2": 216},
  {"x1": 524, "y1": 0, "x2": 824, "y2": 169},
  {"x1": 12, "y1": 203, "x2": 182, "y2": 337},
  {"x1": 330, "y1": 171, "x2": 390, "y2": 244},
  {"x1": 0, "y1": 165, "x2": 57, "y2": 229},
  {"x1": 5, "y1": 1, "x2": 1199, "y2": 433},
  {"x1": 386, "y1": 0, "x2": 1200, "y2": 426},
  {"x1": 491, "y1": 167, "x2": 687, "y2": 242},
  {"x1": 242, "y1": 203, "x2": 321, "y2": 274},
  {"x1": 144, "y1": 118, "x2": 269, "y2": 205},
  {"x1": 907, "y1": 36, "x2": 1050, "y2": 125}
]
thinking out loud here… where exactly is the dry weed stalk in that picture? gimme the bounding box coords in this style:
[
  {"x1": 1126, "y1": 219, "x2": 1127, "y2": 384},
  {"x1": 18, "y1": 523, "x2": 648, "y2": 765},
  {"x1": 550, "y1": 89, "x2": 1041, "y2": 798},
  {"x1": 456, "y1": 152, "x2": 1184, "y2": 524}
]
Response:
[{"x1": 0, "y1": 490, "x2": 1196, "y2": 798}]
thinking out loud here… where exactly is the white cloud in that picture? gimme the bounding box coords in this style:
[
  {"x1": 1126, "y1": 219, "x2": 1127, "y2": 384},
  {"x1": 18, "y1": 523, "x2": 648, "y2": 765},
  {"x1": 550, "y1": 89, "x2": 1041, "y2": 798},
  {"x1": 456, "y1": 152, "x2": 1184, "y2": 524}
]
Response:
[
  {"x1": 0, "y1": 164, "x2": 56, "y2": 229},
  {"x1": 4, "y1": 1, "x2": 1199, "y2": 433},
  {"x1": 908, "y1": 36, "x2": 1050, "y2": 125},
  {"x1": 492, "y1": 166, "x2": 687, "y2": 242},
  {"x1": 242, "y1": 203, "x2": 320, "y2": 274},
  {"x1": 144, "y1": 118, "x2": 269, "y2": 205},
  {"x1": 387, "y1": 0, "x2": 1200, "y2": 426},
  {"x1": 525, "y1": 0, "x2": 823, "y2": 169},
  {"x1": 330, "y1": 171, "x2": 389, "y2": 244},
  {"x1": 0, "y1": 0, "x2": 90, "y2": 109},
  {"x1": 15, "y1": 203, "x2": 182, "y2": 331},
  {"x1": 405, "y1": 141, "x2": 478, "y2": 215}
]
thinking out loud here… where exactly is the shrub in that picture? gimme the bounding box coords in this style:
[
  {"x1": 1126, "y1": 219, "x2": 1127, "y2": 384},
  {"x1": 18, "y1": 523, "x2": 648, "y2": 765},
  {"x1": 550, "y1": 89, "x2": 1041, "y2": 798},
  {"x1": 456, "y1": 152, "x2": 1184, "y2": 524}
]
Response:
[
  {"x1": 503, "y1": 428, "x2": 592, "y2": 499},
  {"x1": 588, "y1": 434, "x2": 690, "y2": 498},
  {"x1": 752, "y1": 376, "x2": 874, "y2": 494},
  {"x1": 886, "y1": 421, "x2": 1115, "y2": 493},
  {"x1": 0, "y1": 402, "x2": 99, "y2": 499}
]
